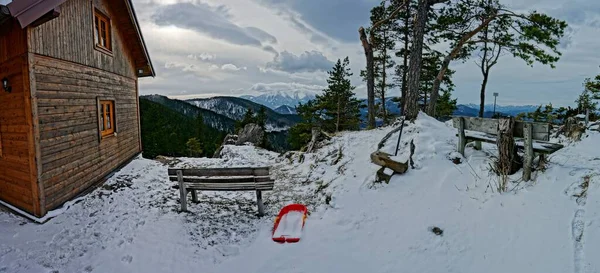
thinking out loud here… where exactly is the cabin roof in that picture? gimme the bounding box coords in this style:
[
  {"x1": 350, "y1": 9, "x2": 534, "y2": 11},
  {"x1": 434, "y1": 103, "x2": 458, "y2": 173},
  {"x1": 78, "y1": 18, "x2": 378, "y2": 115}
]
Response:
[{"x1": 5, "y1": 0, "x2": 155, "y2": 77}]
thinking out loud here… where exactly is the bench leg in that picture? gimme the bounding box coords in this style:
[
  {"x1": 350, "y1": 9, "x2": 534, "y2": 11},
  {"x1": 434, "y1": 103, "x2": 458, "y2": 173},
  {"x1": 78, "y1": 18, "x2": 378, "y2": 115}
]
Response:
[
  {"x1": 523, "y1": 123, "x2": 534, "y2": 181},
  {"x1": 457, "y1": 117, "x2": 466, "y2": 156},
  {"x1": 256, "y1": 190, "x2": 265, "y2": 217},
  {"x1": 177, "y1": 170, "x2": 188, "y2": 212},
  {"x1": 191, "y1": 190, "x2": 199, "y2": 203}
]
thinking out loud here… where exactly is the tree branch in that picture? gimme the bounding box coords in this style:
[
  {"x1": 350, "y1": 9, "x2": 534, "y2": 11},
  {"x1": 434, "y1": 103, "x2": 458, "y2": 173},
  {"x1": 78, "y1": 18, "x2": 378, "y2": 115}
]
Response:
[{"x1": 428, "y1": 0, "x2": 450, "y2": 5}]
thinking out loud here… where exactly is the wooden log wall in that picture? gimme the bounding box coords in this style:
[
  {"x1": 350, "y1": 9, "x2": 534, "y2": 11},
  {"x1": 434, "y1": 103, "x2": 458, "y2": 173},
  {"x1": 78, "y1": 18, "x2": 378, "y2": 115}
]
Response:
[
  {"x1": 33, "y1": 55, "x2": 141, "y2": 211},
  {"x1": 29, "y1": 0, "x2": 136, "y2": 79},
  {"x1": 0, "y1": 20, "x2": 40, "y2": 214}
]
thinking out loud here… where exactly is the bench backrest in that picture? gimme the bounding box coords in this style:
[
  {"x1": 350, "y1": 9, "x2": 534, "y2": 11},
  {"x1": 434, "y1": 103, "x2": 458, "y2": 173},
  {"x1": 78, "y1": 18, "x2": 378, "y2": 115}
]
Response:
[
  {"x1": 167, "y1": 167, "x2": 274, "y2": 191},
  {"x1": 452, "y1": 116, "x2": 550, "y2": 141}
]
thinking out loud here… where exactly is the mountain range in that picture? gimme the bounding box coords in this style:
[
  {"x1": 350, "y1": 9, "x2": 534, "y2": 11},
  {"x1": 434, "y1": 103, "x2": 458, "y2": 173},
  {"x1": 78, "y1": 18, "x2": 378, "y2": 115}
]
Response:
[
  {"x1": 240, "y1": 91, "x2": 540, "y2": 118},
  {"x1": 187, "y1": 96, "x2": 300, "y2": 131},
  {"x1": 141, "y1": 95, "x2": 236, "y2": 132},
  {"x1": 240, "y1": 90, "x2": 317, "y2": 109}
]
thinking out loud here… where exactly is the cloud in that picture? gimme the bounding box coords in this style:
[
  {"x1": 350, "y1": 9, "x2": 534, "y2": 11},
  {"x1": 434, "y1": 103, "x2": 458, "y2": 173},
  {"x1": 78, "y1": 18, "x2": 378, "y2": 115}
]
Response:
[
  {"x1": 187, "y1": 53, "x2": 216, "y2": 61},
  {"x1": 256, "y1": 0, "x2": 373, "y2": 42},
  {"x1": 221, "y1": 64, "x2": 247, "y2": 71},
  {"x1": 152, "y1": 2, "x2": 277, "y2": 53},
  {"x1": 208, "y1": 64, "x2": 247, "y2": 71},
  {"x1": 249, "y1": 82, "x2": 324, "y2": 93},
  {"x1": 266, "y1": 50, "x2": 334, "y2": 73},
  {"x1": 245, "y1": 27, "x2": 278, "y2": 44}
]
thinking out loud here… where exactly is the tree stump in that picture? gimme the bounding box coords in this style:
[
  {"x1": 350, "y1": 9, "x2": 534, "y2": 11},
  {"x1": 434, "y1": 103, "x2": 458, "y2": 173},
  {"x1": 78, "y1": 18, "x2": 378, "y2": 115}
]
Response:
[{"x1": 496, "y1": 117, "x2": 521, "y2": 176}]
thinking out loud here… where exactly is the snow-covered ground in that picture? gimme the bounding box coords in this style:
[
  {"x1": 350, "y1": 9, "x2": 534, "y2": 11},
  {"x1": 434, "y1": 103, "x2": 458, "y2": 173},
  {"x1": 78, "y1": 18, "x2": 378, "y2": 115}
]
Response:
[{"x1": 1, "y1": 113, "x2": 599, "y2": 273}]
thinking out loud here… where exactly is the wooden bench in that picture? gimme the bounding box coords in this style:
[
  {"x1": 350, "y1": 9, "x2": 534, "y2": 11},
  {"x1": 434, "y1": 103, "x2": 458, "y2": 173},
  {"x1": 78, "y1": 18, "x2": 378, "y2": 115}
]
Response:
[
  {"x1": 452, "y1": 116, "x2": 564, "y2": 180},
  {"x1": 167, "y1": 167, "x2": 274, "y2": 216}
]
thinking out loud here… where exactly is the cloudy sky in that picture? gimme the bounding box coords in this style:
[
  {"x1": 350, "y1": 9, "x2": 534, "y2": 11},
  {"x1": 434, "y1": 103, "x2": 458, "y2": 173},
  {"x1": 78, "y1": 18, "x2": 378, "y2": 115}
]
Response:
[{"x1": 128, "y1": 0, "x2": 600, "y2": 106}]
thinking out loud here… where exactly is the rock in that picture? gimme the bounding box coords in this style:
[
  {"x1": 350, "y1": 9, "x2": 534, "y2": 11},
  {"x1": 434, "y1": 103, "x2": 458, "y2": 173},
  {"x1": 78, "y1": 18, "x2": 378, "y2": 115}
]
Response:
[
  {"x1": 235, "y1": 123, "x2": 265, "y2": 146},
  {"x1": 223, "y1": 134, "x2": 239, "y2": 145},
  {"x1": 213, "y1": 134, "x2": 239, "y2": 158},
  {"x1": 430, "y1": 226, "x2": 443, "y2": 236}
]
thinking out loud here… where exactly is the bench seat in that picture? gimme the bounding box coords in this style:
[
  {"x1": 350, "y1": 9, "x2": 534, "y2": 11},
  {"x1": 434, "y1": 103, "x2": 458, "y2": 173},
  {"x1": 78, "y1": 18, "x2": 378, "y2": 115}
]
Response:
[{"x1": 168, "y1": 167, "x2": 274, "y2": 216}]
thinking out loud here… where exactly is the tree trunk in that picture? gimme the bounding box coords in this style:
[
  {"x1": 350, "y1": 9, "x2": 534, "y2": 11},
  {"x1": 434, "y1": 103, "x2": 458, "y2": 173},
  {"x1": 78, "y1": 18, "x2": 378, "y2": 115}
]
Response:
[
  {"x1": 426, "y1": 55, "x2": 451, "y2": 116},
  {"x1": 359, "y1": 27, "x2": 376, "y2": 129},
  {"x1": 479, "y1": 72, "x2": 489, "y2": 117},
  {"x1": 404, "y1": 0, "x2": 429, "y2": 120},
  {"x1": 336, "y1": 97, "x2": 341, "y2": 132},
  {"x1": 401, "y1": 2, "x2": 410, "y2": 112},
  {"x1": 382, "y1": 35, "x2": 387, "y2": 123},
  {"x1": 426, "y1": 14, "x2": 498, "y2": 116}
]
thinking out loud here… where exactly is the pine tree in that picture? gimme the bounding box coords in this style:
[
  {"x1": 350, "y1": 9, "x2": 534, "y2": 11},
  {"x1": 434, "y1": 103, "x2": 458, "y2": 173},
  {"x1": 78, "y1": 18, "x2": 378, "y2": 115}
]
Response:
[
  {"x1": 256, "y1": 106, "x2": 267, "y2": 129},
  {"x1": 236, "y1": 108, "x2": 255, "y2": 131},
  {"x1": 186, "y1": 138, "x2": 203, "y2": 157},
  {"x1": 360, "y1": 1, "x2": 399, "y2": 124},
  {"x1": 319, "y1": 57, "x2": 361, "y2": 132}
]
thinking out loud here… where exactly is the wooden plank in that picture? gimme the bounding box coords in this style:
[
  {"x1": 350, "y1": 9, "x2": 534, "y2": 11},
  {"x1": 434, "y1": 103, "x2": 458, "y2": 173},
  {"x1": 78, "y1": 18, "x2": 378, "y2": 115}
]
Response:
[
  {"x1": 256, "y1": 190, "x2": 264, "y2": 216},
  {"x1": 462, "y1": 131, "x2": 563, "y2": 154},
  {"x1": 370, "y1": 151, "x2": 408, "y2": 173},
  {"x1": 523, "y1": 123, "x2": 534, "y2": 181},
  {"x1": 167, "y1": 167, "x2": 270, "y2": 177},
  {"x1": 178, "y1": 170, "x2": 187, "y2": 212},
  {"x1": 183, "y1": 181, "x2": 275, "y2": 188},
  {"x1": 185, "y1": 185, "x2": 275, "y2": 191},
  {"x1": 452, "y1": 116, "x2": 549, "y2": 140},
  {"x1": 168, "y1": 176, "x2": 274, "y2": 183}
]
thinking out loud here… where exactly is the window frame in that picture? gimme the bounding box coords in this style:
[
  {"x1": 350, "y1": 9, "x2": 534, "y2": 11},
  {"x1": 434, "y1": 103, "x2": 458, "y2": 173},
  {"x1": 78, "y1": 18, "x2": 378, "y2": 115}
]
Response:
[
  {"x1": 97, "y1": 98, "x2": 117, "y2": 141},
  {"x1": 93, "y1": 8, "x2": 112, "y2": 54}
]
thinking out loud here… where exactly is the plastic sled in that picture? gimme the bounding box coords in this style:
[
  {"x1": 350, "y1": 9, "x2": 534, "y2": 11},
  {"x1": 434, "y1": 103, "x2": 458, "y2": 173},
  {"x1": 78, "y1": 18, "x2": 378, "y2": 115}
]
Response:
[{"x1": 272, "y1": 204, "x2": 308, "y2": 243}]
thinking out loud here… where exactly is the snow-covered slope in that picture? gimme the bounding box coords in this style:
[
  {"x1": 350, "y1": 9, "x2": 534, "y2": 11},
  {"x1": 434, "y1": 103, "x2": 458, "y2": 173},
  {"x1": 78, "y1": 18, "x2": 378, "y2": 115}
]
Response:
[
  {"x1": 1, "y1": 113, "x2": 599, "y2": 273},
  {"x1": 241, "y1": 90, "x2": 317, "y2": 109},
  {"x1": 273, "y1": 105, "x2": 296, "y2": 115}
]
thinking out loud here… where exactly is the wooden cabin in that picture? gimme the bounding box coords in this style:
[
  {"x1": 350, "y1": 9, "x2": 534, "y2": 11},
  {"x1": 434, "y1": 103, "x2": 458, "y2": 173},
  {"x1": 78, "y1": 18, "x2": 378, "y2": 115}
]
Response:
[{"x1": 0, "y1": 0, "x2": 154, "y2": 218}]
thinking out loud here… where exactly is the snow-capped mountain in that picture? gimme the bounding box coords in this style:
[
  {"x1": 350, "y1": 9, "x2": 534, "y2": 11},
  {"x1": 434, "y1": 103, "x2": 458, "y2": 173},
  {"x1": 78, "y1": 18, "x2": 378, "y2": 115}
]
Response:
[
  {"x1": 186, "y1": 96, "x2": 300, "y2": 130},
  {"x1": 240, "y1": 90, "x2": 318, "y2": 109},
  {"x1": 463, "y1": 103, "x2": 539, "y2": 116},
  {"x1": 274, "y1": 105, "x2": 297, "y2": 115}
]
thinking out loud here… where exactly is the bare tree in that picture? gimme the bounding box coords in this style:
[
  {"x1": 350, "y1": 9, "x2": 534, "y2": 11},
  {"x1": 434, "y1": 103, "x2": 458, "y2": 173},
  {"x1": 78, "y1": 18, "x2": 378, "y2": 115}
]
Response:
[{"x1": 359, "y1": 0, "x2": 408, "y2": 128}]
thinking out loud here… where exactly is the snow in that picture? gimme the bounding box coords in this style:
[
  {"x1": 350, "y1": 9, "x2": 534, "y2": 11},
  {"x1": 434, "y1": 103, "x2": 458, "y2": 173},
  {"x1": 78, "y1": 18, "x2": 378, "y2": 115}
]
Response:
[
  {"x1": 272, "y1": 211, "x2": 305, "y2": 239},
  {"x1": 1, "y1": 112, "x2": 599, "y2": 273}
]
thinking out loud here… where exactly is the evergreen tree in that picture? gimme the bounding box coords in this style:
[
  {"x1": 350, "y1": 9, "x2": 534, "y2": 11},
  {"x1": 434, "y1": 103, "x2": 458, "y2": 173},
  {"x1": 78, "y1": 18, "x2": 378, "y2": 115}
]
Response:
[
  {"x1": 186, "y1": 138, "x2": 203, "y2": 157},
  {"x1": 236, "y1": 108, "x2": 256, "y2": 131},
  {"x1": 288, "y1": 57, "x2": 361, "y2": 149},
  {"x1": 318, "y1": 57, "x2": 362, "y2": 132},
  {"x1": 256, "y1": 106, "x2": 267, "y2": 129},
  {"x1": 360, "y1": 1, "x2": 398, "y2": 123},
  {"x1": 435, "y1": 89, "x2": 457, "y2": 118}
]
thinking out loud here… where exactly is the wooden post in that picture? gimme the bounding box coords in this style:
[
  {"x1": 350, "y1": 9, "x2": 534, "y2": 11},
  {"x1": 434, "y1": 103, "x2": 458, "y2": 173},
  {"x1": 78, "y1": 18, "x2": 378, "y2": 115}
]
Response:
[
  {"x1": 191, "y1": 190, "x2": 199, "y2": 203},
  {"x1": 177, "y1": 170, "x2": 187, "y2": 212},
  {"x1": 457, "y1": 117, "x2": 466, "y2": 156},
  {"x1": 256, "y1": 190, "x2": 265, "y2": 217},
  {"x1": 523, "y1": 123, "x2": 534, "y2": 181}
]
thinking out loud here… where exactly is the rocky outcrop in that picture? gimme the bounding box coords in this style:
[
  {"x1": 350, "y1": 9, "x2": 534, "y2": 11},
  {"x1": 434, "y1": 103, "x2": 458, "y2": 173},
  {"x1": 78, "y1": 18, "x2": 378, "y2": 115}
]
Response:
[{"x1": 236, "y1": 123, "x2": 265, "y2": 146}]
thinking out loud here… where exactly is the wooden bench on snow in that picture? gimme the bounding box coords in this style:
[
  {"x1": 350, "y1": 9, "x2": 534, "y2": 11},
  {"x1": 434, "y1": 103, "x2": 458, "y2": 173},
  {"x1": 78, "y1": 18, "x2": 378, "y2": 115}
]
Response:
[
  {"x1": 168, "y1": 167, "x2": 274, "y2": 216},
  {"x1": 452, "y1": 116, "x2": 564, "y2": 180}
]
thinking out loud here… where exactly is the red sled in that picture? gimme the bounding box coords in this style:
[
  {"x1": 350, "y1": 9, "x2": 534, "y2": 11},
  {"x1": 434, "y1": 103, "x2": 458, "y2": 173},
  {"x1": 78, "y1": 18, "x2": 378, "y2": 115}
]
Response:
[{"x1": 272, "y1": 204, "x2": 308, "y2": 243}]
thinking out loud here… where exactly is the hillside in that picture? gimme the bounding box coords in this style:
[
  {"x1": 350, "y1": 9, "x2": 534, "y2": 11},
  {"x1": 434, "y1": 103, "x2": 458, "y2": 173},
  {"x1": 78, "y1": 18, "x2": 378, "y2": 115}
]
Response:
[
  {"x1": 187, "y1": 96, "x2": 300, "y2": 131},
  {"x1": 141, "y1": 95, "x2": 236, "y2": 132},
  {"x1": 139, "y1": 99, "x2": 225, "y2": 158},
  {"x1": 2, "y1": 113, "x2": 597, "y2": 273}
]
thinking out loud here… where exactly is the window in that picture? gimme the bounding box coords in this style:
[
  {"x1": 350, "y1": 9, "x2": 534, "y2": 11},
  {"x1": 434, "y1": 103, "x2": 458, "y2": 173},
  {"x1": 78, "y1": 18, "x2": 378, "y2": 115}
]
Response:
[
  {"x1": 99, "y1": 100, "x2": 115, "y2": 138},
  {"x1": 93, "y1": 9, "x2": 111, "y2": 52}
]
